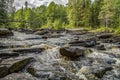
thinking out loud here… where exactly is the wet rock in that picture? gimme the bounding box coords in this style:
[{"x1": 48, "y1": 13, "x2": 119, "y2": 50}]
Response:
[
  {"x1": 0, "y1": 43, "x2": 27, "y2": 49},
  {"x1": 0, "y1": 66, "x2": 8, "y2": 78},
  {"x1": 27, "y1": 66, "x2": 36, "y2": 77},
  {"x1": 34, "y1": 29, "x2": 51, "y2": 35},
  {"x1": 98, "y1": 33, "x2": 113, "y2": 39},
  {"x1": 77, "y1": 65, "x2": 113, "y2": 79},
  {"x1": 0, "y1": 58, "x2": 2, "y2": 63},
  {"x1": 0, "y1": 57, "x2": 36, "y2": 74},
  {"x1": 28, "y1": 66, "x2": 53, "y2": 78},
  {"x1": 69, "y1": 40, "x2": 96, "y2": 47},
  {"x1": 17, "y1": 28, "x2": 35, "y2": 34},
  {"x1": 27, "y1": 65, "x2": 68, "y2": 80},
  {"x1": 41, "y1": 33, "x2": 63, "y2": 39},
  {"x1": 96, "y1": 44, "x2": 106, "y2": 50},
  {"x1": 0, "y1": 28, "x2": 13, "y2": 37},
  {"x1": 92, "y1": 66, "x2": 113, "y2": 78},
  {"x1": 101, "y1": 69, "x2": 120, "y2": 80},
  {"x1": 27, "y1": 62, "x2": 55, "y2": 77},
  {"x1": 12, "y1": 47, "x2": 45, "y2": 53},
  {"x1": 0, "y1": 52, "x2": 19, "y2": 59},
  {"x1": 9, "y1": 57, "x2": 35, "y2": 73},
  {"x1": 27, "y1": 62, "x2": 69, "y2": 79},
  {"x1": 1, "y1": 73, "x2": 35, "y2": 80},
  {"x1": 60, "y1": 47, "x2": 92, "y2": 58},
  {"x1": 111, "y1": 35, "x2": 120, "y2": 43}
]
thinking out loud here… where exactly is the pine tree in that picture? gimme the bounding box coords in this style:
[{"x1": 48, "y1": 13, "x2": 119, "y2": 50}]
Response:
[
  {"x1": 90, "y1": 0, "x2": 103, "y2": 27},
  {"x1": 0, "y1": 0, "x2": 7, "y2": 26},
  {"x1": 67, "y1": 0, "x2": 91, "y2": 28},
  {"x1": 99, "y1": 0, "x2": 114, "y2": 27}
]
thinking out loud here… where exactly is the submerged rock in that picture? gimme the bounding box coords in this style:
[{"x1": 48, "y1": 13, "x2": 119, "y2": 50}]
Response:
[
  {"x1": 12, "y1": 47, "x2": 45, "y2": 53},
  {"x1": 27, "y1": 62, "x2": 55, "y2": 77},
  {"x1": 98, "y1": 33, "x2": 113, "y2": 39},
  {"x1": 96, "y1": 44, "x2": 106, "y2": 50},
  {"x1": 76, "y1": 65, "x2": 113, "y2": 79},
  {"x1": 60, "y1": 46, "x2": 92, "y2": 58},
  {"x1": 69, "y1": 40, "x2": 96, "y2": 47},
  {"x1": 0, "y1": 52, "x2": 19, "y2": 59},
  {"x1": 27, "y1": 62, "x2": 69, "y2": 80},
  {"x1": 31, "y1": 44, "x2": 53, "y2": 50},
  {"x1": 92, "y1": 66, "x2": 113, "y2": 78},
  {"x1": 1, "y1": 73, "x2": 35, "y2": 80},
  {"x1": 0, "y1": 28, "x2": 13, "y2": 37}
]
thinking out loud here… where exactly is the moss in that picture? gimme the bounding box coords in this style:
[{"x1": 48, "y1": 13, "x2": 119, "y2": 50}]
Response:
[
  {"x1": 9, "y1": 57, "x2": 34, "y2": 73},
  {"x1": 0, "y1": 66, "x2": 8, "y2": 78},
  {"x1": 27, "y1": 67, "x2": 36, "y2": 76}
]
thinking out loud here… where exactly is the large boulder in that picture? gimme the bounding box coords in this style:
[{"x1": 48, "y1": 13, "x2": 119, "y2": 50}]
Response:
[
  {"x1": 0, "y1": 66, "x2": 8, "y2": 78},
  {"x1": 59, "y1": 47, "x2": 92, "y2": 58},
  {"x1": 0, "y1": 28, "x2": 13, "y2": 37},
  {"x1": 0, "y1": 57, "x2": 36, "y2": 74}
]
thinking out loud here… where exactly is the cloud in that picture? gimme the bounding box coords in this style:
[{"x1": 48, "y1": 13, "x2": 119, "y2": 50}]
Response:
[{"x1": 13, "y1": 0, "x2": 68, "y2": 10}]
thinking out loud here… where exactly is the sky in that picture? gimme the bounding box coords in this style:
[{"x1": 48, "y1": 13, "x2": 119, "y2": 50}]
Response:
[{"x1": 13, "y1": 0, "x2": 68, "y2": 10}]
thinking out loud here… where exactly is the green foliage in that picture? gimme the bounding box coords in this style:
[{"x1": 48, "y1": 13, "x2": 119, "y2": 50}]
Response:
[
  {"x1": 1, "y1": 0, "x2": 120, "y2": 32},
  {"x1": 90, "y1": 0, "x2": 103, "y2": 27},
  {"x1": 0, "y1": 0, "x2": 8, "y2": 26},
  {"x1": 8, "y1": 2, "x2": 68, "y2": 29},
  {"x1": 67, "y1": 0, "x2": 91, "y2": 28}
]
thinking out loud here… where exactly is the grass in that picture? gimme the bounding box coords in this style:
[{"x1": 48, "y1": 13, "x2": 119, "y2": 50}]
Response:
[{"x1": 90, "y1": 26, "x2": 114, "y2": 33}]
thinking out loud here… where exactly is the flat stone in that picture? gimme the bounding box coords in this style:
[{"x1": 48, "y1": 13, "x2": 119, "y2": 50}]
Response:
[
  {"x1": 98, "y1": 33, "x2": 113, "y2": 39},
  {"x1": 60, "y1": 46, "x2": 92, "y2": 58},
  {"x1": 0, "y1": 52, "x2": 19, "y2": 59},
  {"x1": 12, "y1": 47, "x2": 45, "y2": 53},
  {"x1": 0, "y1": 66, "x2": 8, "y2": 78},
  {"x1": 0, "y1": 28, "x2": 13, "y2": 37},
  {"x1": 69, "y1": 40, "x2": 96, "y2": 47},
  {"x1": 0, "y1": 57, "x2": 36, "y2": 74}
]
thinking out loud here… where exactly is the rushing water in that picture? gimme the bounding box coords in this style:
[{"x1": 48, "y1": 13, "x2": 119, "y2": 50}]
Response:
[{"x1": 0, "y1": 31, "x2": 120, "y2": 80}]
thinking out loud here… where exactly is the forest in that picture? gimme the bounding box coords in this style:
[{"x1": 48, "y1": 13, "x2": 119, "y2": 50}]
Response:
[{"x1": 0, "y1": 0, "x2": 120, "y2": 32}]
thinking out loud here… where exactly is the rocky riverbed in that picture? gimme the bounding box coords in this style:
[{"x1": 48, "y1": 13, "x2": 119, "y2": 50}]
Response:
[{"x1": 0, "y1": 28, "x2": 120, "y2": 80}]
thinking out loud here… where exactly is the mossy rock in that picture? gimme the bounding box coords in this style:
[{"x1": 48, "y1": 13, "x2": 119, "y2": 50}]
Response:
[
  {"x1": 9, "y1": 57, "x2": 35, "y2": 73},
  {"x1": 0, "y1": 28, "x2": 13, "y2": 37},
  {"x1": 0, "y1": 66, "x2": 8, "y2": 78}
]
